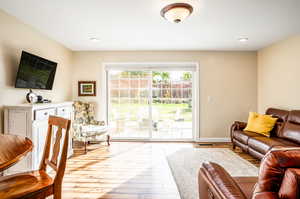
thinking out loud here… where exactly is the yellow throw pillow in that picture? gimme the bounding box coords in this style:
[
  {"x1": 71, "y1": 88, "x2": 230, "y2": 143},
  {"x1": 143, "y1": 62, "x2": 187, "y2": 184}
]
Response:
[{"x1": 244, "y1": 112, "x2": 278, "y2": 137}]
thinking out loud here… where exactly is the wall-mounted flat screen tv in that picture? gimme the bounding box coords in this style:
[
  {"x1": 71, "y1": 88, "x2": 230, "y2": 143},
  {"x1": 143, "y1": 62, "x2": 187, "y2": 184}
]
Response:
[{"x1": 15, "y1": 51, "x2": 57, "y2": 90}]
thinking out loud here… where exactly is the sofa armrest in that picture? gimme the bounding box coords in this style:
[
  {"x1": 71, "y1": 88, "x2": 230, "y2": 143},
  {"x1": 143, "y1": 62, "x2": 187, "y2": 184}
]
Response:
[
  {"x1": 199, "y1": 162, "x2": 247, "y2": 199},
  {"x1": 232, "y1": 121, "x2": 247, "y2": 131},
  {"x1": 231, "y1": 121, "x2": 247, "y2": 143}
]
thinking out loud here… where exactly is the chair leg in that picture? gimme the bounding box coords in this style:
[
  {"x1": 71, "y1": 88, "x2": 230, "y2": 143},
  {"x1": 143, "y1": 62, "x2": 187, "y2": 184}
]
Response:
[
  {"x1": 232, "y1": 144, "x2": 236, "y2": 150},
  {"x1": 84, "y1": 138, "x2": 87, "y2": 154},
  {"x1": 107, "y1": 135, "x2": 111, "y2": 146},
  {"x1": 53, "y1": 185, "x2": 62, "y2": 199}
]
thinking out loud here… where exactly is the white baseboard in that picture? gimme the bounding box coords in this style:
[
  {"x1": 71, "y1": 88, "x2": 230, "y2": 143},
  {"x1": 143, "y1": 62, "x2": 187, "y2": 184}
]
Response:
[{"x1": 196, "y1": 137, "x2": 231, "y2": 143}]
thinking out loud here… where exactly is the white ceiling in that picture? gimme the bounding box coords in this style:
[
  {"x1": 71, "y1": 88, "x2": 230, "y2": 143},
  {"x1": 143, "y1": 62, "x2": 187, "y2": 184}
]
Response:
[{"x1": 1, "y1": 0, "x2": 300, "y2": 51}]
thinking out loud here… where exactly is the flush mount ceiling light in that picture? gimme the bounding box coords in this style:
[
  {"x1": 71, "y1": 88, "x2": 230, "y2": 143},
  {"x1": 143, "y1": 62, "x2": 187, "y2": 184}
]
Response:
[
  {"x1": 161, "y1": 3, "x2": 193, "y2": 23},
  {"x1": 89, "y1": 37, "x2": 100, "y2": 42},
  {"x1": 238, "y1": 37, "x2": 249, "y2": 42}
]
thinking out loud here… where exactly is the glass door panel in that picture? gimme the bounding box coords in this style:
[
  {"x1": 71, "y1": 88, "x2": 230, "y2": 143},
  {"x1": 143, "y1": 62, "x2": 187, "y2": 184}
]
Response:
[
  {"x1": 151, "y1": 71, "x2": 193, "y2": 139},
  {"x1": 108, "y1": 71, "x2": 151, "y2": 138}
]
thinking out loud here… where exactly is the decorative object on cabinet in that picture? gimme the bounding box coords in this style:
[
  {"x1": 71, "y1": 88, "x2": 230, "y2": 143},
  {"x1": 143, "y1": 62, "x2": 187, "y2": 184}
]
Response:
[
  {"x1": 0, "y1": 116, "x2": 71, "y2": 199},
  {"x1": 3, "y1": 102, "x2": 73, "y2": 174},
  {"x1": 78, "y1": 81, "x2": 96, "y2": 96},
  {"x1": 26, "y1": 89, "x2": 38, "y2": 103},
  {"x1": 73, "y1": 101, "x2": 109, "y2": 153}
]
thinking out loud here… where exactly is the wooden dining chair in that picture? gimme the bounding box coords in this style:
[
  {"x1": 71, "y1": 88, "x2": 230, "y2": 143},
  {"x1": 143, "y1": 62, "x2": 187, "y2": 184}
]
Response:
[{"x1": 0, "y1": 115, "x2": 71, "y2": 199}]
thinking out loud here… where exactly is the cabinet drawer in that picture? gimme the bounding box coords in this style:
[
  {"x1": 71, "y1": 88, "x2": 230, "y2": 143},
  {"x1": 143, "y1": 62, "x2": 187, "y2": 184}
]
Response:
[
  {"x1": 35, "y1": 108, "x2": 55, "y2": 121},
  {"x1": 57, "y1": 106, "x2": 72, "y2": 119}
]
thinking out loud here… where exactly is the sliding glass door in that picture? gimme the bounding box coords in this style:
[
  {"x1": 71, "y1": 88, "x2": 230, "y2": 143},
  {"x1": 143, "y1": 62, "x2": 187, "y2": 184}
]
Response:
[
  {"x1": 107, "y1": 67, "x2": 195, "y2": 140},
  {"x1": 151, "y1": 71, "x2": 193, "y2": 139}
]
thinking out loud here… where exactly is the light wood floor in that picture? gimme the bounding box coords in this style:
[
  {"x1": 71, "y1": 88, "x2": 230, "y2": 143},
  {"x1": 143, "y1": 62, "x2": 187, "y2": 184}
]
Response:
[{"x1": 62, "y1": 142, "x2": 259, "y2": 199}]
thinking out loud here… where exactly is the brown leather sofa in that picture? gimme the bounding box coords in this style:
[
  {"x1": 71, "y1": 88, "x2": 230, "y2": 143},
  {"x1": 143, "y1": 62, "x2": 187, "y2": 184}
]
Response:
[
  {"x1": 231, "y1": 108, "x2": 300, "y2": 159},
  {"x1": 199, "y1": 147, "x2": 300, "y2": 199}
]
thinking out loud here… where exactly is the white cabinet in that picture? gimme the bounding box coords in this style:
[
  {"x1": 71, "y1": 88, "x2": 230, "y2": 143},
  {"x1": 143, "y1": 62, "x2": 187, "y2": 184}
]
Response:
[{"x1": 4, "y1": 102, "x2": 73, "y2": 174}]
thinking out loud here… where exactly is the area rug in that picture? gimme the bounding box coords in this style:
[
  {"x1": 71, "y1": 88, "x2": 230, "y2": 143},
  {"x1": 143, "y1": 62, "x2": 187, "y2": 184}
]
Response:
[{"x1": 166, "y1": 148, "x2": 258, "y2": 199}]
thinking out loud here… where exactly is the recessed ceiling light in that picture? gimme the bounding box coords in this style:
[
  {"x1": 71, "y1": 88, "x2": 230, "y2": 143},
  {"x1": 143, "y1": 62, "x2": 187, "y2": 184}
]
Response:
[
  {"x1": 161, "y1": 3, "x2": 193, "y2": 23},
  {"x1": 238, "y1": 37, "x2": 249, "y2": 42},
  {"x1": 90, "y1": 37, "x2": 100, "y2": 42}
]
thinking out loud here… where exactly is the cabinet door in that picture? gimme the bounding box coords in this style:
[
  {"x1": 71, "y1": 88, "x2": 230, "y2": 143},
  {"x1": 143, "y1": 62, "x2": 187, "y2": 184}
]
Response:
[
  {"x1": 4, "y1": 110, "x2": 31, "y2": 175},
  {"x1": 57, "y1": 106, "x2": 73, "y2": 157},
  {"x1": 7, "y1": 110, "x2": 28, "y2": 136},
  {"x1": 32, "y1": 121, "x2": 49, "y2": 170},
  {"x1": 57, "y1": 106, "x2": 72, "y2": 119}
]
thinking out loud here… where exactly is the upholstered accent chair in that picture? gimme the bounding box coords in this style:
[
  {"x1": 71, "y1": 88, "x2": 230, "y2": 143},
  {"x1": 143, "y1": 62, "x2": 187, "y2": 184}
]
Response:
[{"x1": 73, "y1": 101, "x2": 110, "y2": 153}]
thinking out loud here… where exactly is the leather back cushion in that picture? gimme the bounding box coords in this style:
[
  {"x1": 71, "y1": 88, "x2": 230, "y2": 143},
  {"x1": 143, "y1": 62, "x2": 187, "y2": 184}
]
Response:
[
  {"x1": 280, "y1": 110, "x2": 300, "y2": 144},
  {"x1": 265, "y1": 108, "x2": 289, "y2": 137},
  {"x1": 254, "y1": 148, "x2": 300, "y2": 195},
  {"x1": 265, "y1": 108, "x2": 289, "y2": 122},
  {"x1": 279, "y1": 168, "x2": 300, "y2": 199}
]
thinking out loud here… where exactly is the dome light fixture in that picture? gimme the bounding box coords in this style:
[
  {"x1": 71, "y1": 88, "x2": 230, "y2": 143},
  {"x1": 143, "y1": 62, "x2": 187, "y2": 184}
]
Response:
[
  {"x1": 238, "y1": 37, "x2": 249, "y2": 42},
  {"x1": 89, "y1": 37, "x2": 100, "y2": 42},
  {"x1": 161, "y1": 3, "x2": 193, "y2": 23}
]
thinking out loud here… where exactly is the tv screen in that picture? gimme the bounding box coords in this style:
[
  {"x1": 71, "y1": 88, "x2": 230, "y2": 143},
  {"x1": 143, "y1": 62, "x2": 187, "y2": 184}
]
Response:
[{"x1": 15, "y1": 51, "x2": 57, "y2": 90}]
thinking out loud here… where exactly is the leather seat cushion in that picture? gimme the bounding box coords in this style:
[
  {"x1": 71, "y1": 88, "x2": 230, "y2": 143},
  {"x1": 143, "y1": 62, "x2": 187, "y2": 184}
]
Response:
[
  {"x1": 232, "y1": 130, "x2": 261, "y2": 145},
  {"x1": 248, "y1": 136, "x2": 298, "y2": 154},
  {"x1": 234, "y1": 177, "x2": 258, "y2": 199},
  {"x1": 272, "y1": 138, "x2": 299, "y2": 146}
]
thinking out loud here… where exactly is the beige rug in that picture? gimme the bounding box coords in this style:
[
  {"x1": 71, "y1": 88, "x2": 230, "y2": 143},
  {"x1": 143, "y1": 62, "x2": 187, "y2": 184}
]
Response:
[{"x1": 166, "y1": 148, "x2": 258, "y2": 199}]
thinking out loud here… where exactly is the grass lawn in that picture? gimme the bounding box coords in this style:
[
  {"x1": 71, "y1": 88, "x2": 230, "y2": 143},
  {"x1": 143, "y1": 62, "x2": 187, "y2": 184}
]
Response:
[{"x1": 110, "y1": 102, "x2": 192, "y2": 121}]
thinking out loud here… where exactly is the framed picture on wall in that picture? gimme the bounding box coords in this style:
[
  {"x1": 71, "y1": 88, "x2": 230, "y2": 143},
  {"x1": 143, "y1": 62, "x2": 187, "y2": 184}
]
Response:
[{"x1": 78, "y1": 81, "x2": 96, "y2": 96}]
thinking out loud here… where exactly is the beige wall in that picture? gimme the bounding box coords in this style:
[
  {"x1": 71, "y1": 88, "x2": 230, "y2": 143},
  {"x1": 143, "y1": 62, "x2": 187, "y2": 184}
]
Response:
[
  {"x1": 258, "y1": 35, "x2": 300, "y2": 113},
  {"x1": 72, "y1": 51, "x2": 257, "y2": 139},
  {"x1": 0, "y1": 10, "x2": 73, "y2": 133},
  {"x1": 0, "y1": 9, "x2": 259, "y2": 139},
  {"x1": 2, "y1": 6, "x2": 299, "y2": 139}
]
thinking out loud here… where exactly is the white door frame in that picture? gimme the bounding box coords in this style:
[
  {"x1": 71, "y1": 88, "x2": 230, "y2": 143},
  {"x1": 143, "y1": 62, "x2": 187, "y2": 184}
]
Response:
[{"x1": 104, "y1": 62, "x2": 200, "y2": 141}]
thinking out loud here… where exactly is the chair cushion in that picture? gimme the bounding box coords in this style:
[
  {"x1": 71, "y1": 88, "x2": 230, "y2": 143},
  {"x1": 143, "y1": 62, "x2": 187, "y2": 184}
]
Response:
[
  {"x1": 248, "y1": 136, "x2": 298, "y2": 154},
  {"x1": 81, "y1": 125, "x2": 108, "y2": 133},
  {"x1": 232, "y1": 130, "x2": 261, "y2": 145},
  {"x1": 0, "y1": 170, "x2": 53, "y2": 199},
  {"x1": 234, "y1": 177, "x2": 258, "y2": 199}
]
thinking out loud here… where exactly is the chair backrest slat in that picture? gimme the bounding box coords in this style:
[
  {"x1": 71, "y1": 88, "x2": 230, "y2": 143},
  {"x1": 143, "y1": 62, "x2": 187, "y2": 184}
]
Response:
[
  {"x1": 50, "y1": 127, "x2": 63, "y2": 166},
  {"x1": 45, "y1": 159, "x2": 58, "y2": 172},
  {"x1": 39, "y1": 116, "x2": 71, "y2": 185}
]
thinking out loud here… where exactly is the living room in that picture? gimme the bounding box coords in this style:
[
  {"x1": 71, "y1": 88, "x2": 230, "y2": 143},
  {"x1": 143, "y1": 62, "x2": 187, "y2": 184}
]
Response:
[{"x1": 0, "y1": 0, "x2": 300, "y2": 199}]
